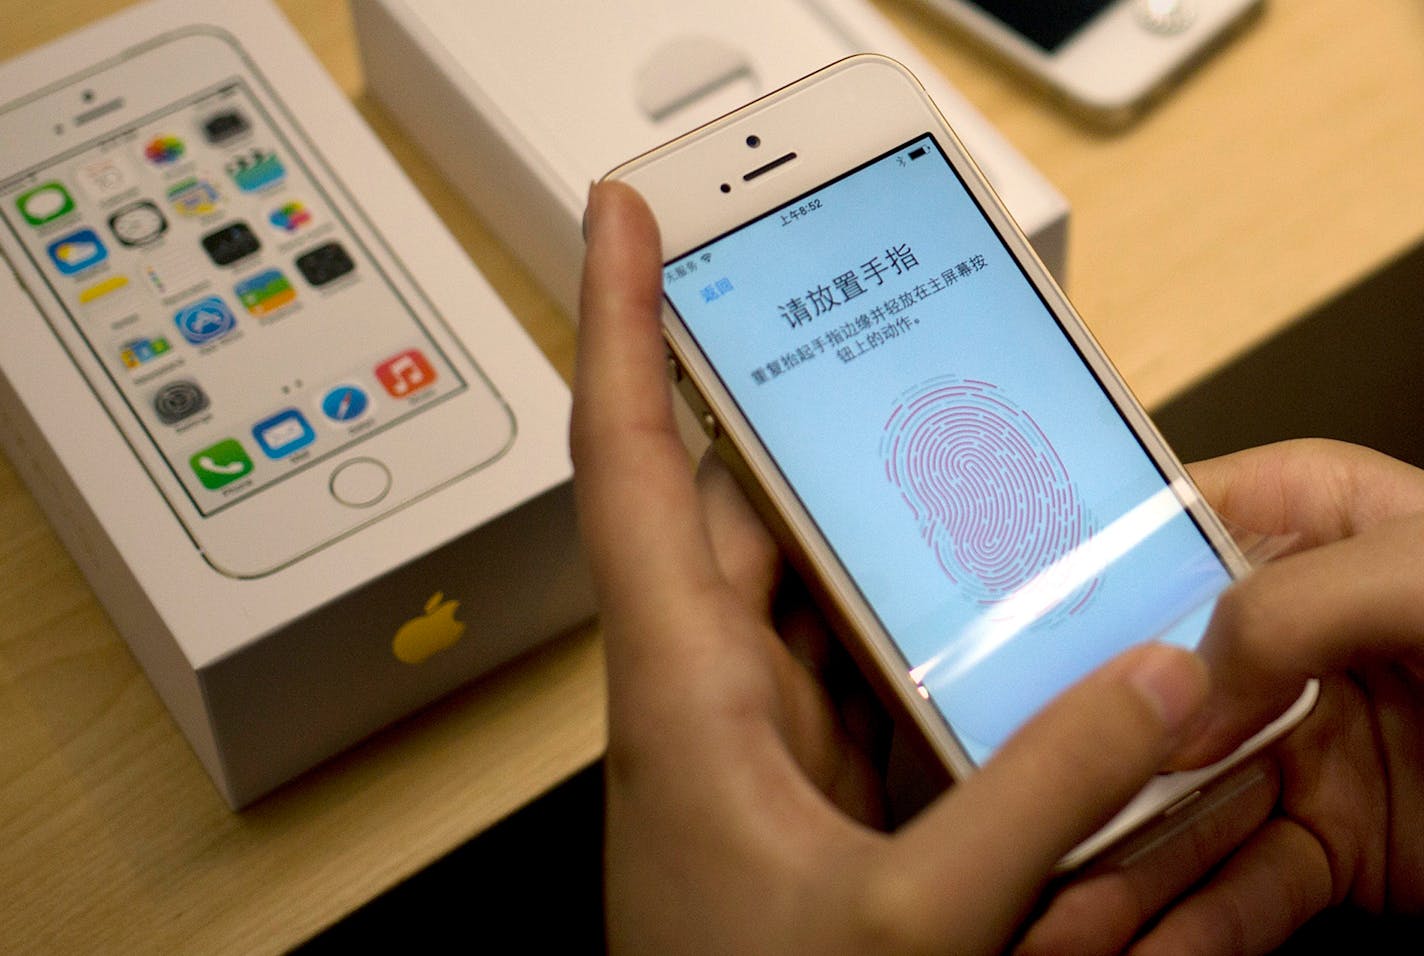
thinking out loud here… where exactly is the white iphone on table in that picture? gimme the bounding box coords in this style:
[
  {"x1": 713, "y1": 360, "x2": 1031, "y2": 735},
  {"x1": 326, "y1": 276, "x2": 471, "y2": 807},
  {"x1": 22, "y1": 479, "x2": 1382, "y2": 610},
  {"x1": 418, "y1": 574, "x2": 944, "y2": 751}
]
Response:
[
  {"x1": 0, "y1": 29, "x2": 513, "y2": 578},
  {"x1": 603, "y1": 54, "x2": 1314, "y2": 868},
  {"x1": 912, "y1": 0, "x2": 1264, "y2": 124}
]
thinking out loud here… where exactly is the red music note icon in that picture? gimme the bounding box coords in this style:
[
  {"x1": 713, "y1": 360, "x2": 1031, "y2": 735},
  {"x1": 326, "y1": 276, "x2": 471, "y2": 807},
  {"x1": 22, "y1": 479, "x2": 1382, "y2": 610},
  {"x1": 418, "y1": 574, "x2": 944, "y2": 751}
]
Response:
[{"x1": 375, "y1": 349, "x2": 436, "y2": 398}]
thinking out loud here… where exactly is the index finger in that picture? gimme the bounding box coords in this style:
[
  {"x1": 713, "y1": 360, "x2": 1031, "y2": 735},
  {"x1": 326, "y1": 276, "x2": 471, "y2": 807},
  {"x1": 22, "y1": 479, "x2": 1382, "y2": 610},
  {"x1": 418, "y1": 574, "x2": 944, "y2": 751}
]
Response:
[
  {"x1": 1187, "y1": 439, "x2": 1424, "y2": 549},
  {"x1": 1171, "y1": 515, "x2": 1424, "y2": 768}
]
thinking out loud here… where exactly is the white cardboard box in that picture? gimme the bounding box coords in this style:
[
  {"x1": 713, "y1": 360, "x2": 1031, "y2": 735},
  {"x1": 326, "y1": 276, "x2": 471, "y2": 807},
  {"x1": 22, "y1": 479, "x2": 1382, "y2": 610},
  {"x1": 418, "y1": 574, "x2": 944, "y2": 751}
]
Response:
[
  {"x1": 352, "y1": 0, "x2": 1071, "y2": 321},
  {"x1": 0, "y1": 0, "x2": 594, "y2": 808}
]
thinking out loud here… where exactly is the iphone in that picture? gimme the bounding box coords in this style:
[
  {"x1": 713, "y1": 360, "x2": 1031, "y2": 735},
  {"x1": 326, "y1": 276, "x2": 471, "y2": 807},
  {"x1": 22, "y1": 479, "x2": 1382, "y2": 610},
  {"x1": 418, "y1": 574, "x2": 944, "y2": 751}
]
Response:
[
  {"x1": 913, "y1": 0, "x2": 1264, "y2": 125},
  {"x1": 0, "y1": 29, "x2": 514, "y2": 578},
  {"x1": 603, "y1": 54, "x2": 1314, "y2": 867}
]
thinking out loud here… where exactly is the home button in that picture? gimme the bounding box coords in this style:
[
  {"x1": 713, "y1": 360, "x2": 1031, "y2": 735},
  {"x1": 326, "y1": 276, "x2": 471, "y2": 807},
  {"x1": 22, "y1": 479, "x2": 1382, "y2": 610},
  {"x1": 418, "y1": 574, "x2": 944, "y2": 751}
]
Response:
[{"x1": 330, "y1": 458, "x2": 391, "y2": 508}]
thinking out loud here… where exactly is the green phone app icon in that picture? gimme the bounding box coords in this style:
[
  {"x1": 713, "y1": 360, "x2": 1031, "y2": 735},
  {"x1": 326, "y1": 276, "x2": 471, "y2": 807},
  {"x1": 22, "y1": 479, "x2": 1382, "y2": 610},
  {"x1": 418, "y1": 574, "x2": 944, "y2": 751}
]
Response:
[
  {"x1": 191, "y1": 438, "x2": 253, "y2": 490},
  {"x1": 17, "y1": 181, "x2": 75, "y2": 226}
]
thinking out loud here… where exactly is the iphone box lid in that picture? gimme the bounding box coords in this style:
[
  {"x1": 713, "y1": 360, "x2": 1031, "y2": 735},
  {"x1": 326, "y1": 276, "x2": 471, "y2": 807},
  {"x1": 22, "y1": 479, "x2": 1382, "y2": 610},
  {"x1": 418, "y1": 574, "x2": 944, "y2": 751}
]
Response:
[
  {"x1": 0, "y1": 0, "x2": 594, "y2": 808},
  {"x1": 351, "y1": 0, "x2": 1071, "y2": 319}
]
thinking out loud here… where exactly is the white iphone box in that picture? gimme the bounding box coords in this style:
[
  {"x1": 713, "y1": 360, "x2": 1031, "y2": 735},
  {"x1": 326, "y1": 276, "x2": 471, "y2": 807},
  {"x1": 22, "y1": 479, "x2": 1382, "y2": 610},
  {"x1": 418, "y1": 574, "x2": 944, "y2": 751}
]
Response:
[
  {"x1": 0, "y1": 0, "x2": 594, "y2": 808},
  {"x1": 351, "y1": 0, "x2": 1071, "y2": 320}
]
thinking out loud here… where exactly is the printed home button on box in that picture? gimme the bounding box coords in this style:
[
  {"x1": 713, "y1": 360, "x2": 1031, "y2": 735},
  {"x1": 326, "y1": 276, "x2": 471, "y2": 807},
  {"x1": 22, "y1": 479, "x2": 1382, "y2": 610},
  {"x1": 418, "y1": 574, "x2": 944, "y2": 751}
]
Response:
[{"x1": 329, "y1": 457, "x2": 391, "y2": 508}]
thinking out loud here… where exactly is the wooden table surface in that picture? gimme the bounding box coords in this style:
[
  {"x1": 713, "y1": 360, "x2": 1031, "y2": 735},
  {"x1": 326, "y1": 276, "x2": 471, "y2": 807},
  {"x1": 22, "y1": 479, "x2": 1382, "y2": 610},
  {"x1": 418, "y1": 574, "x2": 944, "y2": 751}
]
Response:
[{"x1": 2, "y1": 0, "x2": 1422, "y2": 952}]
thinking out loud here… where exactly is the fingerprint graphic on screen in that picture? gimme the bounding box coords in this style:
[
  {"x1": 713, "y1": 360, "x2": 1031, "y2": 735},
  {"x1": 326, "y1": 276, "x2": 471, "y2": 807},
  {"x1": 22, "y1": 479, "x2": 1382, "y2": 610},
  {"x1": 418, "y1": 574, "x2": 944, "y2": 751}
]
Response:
[{"x1": 880, "y1": 376, "x2": 1098, "y2": 621}]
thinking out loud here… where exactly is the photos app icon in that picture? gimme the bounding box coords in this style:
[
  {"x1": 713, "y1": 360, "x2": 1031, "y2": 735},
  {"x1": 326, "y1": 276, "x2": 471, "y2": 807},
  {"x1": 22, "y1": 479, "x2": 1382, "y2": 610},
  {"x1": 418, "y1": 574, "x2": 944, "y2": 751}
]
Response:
[{"x1": 143, "y1": 135, "x2": 185, "y2": 166}]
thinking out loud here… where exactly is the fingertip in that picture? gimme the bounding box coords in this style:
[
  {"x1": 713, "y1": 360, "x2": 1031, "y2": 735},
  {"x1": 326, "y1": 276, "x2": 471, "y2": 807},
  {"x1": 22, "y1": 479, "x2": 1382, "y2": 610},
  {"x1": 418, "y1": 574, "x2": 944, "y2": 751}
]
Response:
[
  {"x1": 1162, "y1": 709, "x2": 1241, "y2": 772},
  {"x1": 904, "y1": 645, "x2": 1211, "y2": 894},
  {"x1": 1163, "y1": 685, "x2": 1303, "y2": 772},
  {"x1": 584, "y1": 180, "x2": 653, "y2": 244},
  {"x1": 1119, "y1": 643, "x2": 1209, "y2": 738},
  {"x1": 574, "y1": 180, "x2": 663, "y2": 407},
  {"x1": 583, "y1": 179, "x2": 623, "y2": 240}
]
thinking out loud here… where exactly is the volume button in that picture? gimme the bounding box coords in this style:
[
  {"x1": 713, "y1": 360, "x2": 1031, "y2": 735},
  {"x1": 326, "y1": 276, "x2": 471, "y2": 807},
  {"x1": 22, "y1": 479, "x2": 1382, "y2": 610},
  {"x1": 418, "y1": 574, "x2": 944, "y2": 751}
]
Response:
[{"x1": 699, "y1": 411, "x2": 720, "y2": 441}]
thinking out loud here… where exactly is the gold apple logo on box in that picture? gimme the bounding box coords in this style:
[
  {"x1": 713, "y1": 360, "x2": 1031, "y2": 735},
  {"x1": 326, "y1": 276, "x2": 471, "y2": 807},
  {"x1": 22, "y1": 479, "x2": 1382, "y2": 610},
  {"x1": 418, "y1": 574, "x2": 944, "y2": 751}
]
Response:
[{"x1": 392, "y1": 591, "x2": 467, "y2": 664}]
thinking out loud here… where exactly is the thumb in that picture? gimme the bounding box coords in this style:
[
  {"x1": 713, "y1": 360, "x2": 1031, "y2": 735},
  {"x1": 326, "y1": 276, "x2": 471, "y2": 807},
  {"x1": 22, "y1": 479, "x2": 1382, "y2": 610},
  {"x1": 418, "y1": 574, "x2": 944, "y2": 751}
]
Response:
[{"x1": 887, "y1": 644, "x2": 1209, "y2": 949}]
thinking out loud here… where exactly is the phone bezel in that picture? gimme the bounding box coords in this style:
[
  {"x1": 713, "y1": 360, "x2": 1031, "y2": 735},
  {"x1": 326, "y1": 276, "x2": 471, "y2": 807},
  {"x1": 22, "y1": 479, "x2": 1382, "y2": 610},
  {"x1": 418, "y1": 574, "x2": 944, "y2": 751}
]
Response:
[
  {"x1": 605, "y1": 53, "x2": 1315, "y2": 868},
  {"x1": 0, "y1": 28, "x2": 516, "y2": 578}
]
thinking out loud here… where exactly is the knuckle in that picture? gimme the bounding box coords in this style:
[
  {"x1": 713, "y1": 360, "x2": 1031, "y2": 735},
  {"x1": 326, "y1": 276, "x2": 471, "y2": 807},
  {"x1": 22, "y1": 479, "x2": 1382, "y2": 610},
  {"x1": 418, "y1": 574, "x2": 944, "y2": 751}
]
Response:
[
  {"x1": 601, "y1": 726, "x2": 649, "y2": 795},
  {"x1": 1130, "y1": 896, "x2": 1244, "y2": 956},
  {"x1": 1017, "y1": 878, "x2": 1141, "y2": 956},
  {"x1": 844, "y1": 860, "x2": 940, "y2": 956}
]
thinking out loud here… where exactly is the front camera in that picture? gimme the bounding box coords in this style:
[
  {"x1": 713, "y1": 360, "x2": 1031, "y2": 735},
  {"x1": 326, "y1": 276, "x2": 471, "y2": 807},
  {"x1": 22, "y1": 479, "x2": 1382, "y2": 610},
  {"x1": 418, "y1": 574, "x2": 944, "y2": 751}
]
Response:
[
  {"x1": 745, "y1": 134, "x2": 761, "y2": 148},
  {"x1": 720, "y1": 183, "x2": 731, "y2": 194}
]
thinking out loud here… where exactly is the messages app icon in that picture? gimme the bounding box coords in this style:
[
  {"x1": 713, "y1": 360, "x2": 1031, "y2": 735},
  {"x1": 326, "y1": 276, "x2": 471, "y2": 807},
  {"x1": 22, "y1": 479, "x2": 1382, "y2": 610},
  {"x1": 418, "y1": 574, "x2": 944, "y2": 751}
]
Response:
[{"x1": 17, "y1": 181, "x2": 75, "y2": 225}]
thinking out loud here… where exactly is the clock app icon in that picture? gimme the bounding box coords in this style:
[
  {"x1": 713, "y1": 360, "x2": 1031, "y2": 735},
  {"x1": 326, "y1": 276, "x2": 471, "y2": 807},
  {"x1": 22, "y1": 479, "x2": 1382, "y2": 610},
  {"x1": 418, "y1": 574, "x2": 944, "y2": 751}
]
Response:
[{"x1": 108, "y1": 200, "x2": 168, "y2": 247}]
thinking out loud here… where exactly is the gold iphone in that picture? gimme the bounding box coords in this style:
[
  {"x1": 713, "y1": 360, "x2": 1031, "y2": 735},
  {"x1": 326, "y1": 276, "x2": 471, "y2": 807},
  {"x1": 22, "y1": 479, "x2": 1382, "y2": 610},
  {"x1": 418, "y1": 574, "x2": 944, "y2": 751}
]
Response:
[{"x1": 603, "y1": 54, "x2": 1314, "y2": 868}]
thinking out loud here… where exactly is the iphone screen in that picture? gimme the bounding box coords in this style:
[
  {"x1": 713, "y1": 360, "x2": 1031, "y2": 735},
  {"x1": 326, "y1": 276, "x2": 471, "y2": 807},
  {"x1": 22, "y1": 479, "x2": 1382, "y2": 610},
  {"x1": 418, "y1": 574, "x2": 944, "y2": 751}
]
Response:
[{"x1": 663, "y1": 134, "x2": 1231, "y2": 762}]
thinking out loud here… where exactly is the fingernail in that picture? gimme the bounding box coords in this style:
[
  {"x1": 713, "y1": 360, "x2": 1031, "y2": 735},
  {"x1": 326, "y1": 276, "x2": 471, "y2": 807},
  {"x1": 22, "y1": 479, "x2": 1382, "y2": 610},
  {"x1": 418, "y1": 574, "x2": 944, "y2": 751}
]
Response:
[
  {"x1": 582, "y1": 181, "x2": 601, "y2": 241},
  {"x1": 1127, "y1": 645, "x2": 1209, "y2": 735},
  {"x1": 1162, "y1": 710, "x2": 1223, "y2": 771}
]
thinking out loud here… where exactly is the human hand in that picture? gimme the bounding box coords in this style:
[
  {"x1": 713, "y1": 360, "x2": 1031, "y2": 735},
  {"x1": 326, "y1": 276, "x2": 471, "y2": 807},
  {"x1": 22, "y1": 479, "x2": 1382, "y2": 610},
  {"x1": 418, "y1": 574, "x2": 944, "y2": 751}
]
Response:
[
  {"x1": 573, "y1": 180, "x2": 1215, "y2": 955},
  {"x1": 1020, "y1": 439, "x2": 1424, "y2": 954}
]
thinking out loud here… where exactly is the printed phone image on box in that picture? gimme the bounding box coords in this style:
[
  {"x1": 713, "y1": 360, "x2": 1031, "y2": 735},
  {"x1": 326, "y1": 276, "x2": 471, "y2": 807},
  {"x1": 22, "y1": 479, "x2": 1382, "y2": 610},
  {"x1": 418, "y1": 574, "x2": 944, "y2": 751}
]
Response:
[{"x1": 0, "y1": 29, "x2": 516, "y2": 578}]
